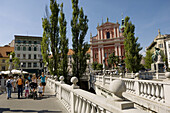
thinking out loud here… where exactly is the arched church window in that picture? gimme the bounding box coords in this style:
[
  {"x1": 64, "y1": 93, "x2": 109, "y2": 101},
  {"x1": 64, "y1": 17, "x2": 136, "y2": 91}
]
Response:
[{"x1": 106, "y1": 32, "x2": 110, "y2": 39}]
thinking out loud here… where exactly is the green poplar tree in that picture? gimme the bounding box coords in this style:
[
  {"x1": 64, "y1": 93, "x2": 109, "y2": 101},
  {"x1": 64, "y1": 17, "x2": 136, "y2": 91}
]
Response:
[
  {"x1": 123, "y1": 16, "x2": 142, "y2": 72},
  {"x1": 41, "y1": 0, "x2": 60, "y2": 76},
  {"x1": 71, "y1": 0, "x2": 89, "y2": 83},
  {"x1": 59, "y1": 3, "x2": 68, "y2": 82},
  {"x1": 144, "y1": 50, "x2": 153, "y2": 69}
]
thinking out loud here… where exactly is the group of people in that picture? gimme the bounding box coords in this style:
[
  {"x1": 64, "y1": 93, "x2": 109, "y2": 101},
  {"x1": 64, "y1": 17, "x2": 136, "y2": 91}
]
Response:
[{"x1": 6, "y1": 72, "x2": 47, "y2": 99}]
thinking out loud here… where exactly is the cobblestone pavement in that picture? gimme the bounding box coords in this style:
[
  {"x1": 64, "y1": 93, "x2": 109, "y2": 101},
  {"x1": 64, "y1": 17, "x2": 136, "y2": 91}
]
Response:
[{"x1": 0, "y1": 86, "x2": 68, "y2": 113}]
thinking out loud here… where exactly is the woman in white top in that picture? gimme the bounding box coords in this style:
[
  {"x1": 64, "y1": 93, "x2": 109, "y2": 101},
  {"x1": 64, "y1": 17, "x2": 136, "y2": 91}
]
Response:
[{"x1": 31, "y1": 74, "x2": 37, "y2": 89}]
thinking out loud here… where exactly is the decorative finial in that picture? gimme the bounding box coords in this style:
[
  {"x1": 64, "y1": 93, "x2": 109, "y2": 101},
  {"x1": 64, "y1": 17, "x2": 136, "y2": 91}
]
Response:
[
  {"x1": 97, "y1": 23, "x2": 99, "y2": 27},
  {"x1": 116, "y1": 20, "x2": 119, "y2": 24},
  {"x1": 107, "y1": 17, "x2": 109, "y2": 22},
  {"x1": 121, "y1": 13, "x2": 123, "y2": 20},
  {"x1": 158, "y1": 29, "x2": 161, "y2": 34},
  {"x1": 102, "y1": 17, "x2": 103, "y2": 24},
  {"x1": 90, "y1": 32, "x2": 92, "y2": 38}
]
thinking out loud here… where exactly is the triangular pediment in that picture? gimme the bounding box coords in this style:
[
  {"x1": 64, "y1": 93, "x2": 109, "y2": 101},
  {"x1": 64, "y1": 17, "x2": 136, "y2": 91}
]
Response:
[{"x1": 97, "y1": 22, "x2": 119, "y2": 29}]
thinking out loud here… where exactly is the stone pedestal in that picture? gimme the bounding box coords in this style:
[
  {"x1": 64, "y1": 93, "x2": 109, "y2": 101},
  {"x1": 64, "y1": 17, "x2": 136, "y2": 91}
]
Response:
[{"x1": 151, "y1": 55, "x2": 164, "y2": 73}]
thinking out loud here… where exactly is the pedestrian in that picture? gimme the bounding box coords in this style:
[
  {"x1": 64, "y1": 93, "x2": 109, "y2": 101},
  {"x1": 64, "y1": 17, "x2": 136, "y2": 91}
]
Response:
[
  {"x1": 31, "y1": 74, "x2": 38, "y2": 90},
  {"x1": 16, "y1": 75, "x2": 23, "y2": 99},
  {"x1": 39, "y1": 72, "x2": 47, "y2": 96},
  {"x1": 6, "y1": 76, "x2": 13, "y2": 99},
  {"x1": 38, "y1": 83, "x2": 43, "y2": 98},
  {"x1": 25, "y1": 80, "x2": 29, "y2": 98}
]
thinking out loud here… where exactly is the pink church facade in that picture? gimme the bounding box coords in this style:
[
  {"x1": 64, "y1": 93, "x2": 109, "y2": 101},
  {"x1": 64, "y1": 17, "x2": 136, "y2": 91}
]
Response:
[{"x1": 90, "y1": 19, "x2": 125, "y2": 66}]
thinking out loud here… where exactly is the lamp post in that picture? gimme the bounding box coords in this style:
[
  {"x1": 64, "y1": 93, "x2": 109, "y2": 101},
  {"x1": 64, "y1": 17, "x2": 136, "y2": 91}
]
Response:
[
  {"x1": 20, "y1": 62, "x2": 23, "y2": 75},
  {"x1": 8, "y1": 55, "x2": 13, "y2": 77},
  {"x1": 103, "y1": 57, "x2": 105, "y2": 74}
]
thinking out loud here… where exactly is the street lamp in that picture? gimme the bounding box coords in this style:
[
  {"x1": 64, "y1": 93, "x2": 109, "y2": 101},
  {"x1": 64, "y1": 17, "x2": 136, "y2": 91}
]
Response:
[
  {"x1": 8, "y1": 54, "x2": 13, "y2": 77},
  {"x1": 20, "y1": 62, "x2": 23, "y2": 75}
]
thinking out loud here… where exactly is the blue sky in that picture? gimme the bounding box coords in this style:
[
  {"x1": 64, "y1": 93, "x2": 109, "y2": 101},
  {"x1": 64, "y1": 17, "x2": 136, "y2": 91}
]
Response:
[{"x1": 0, "y1": 0, "x2": 170, "y2": 56}]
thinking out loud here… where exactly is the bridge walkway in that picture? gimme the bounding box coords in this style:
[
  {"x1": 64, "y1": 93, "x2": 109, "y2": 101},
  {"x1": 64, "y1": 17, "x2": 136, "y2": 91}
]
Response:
[{"x1": 0, "y1": 86, "x2": 68, "y2": 113}]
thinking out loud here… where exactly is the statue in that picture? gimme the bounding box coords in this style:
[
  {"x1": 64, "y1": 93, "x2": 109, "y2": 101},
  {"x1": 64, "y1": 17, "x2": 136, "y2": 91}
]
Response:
[{"x1": 152, "y1": 47, "x2": 160, "y2": 62}]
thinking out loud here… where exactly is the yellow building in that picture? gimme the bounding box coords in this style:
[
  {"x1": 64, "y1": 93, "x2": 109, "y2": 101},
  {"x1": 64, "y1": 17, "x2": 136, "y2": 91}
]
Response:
[{"x1": 0, "y1": 46, "x2": 14, "y2": 71}]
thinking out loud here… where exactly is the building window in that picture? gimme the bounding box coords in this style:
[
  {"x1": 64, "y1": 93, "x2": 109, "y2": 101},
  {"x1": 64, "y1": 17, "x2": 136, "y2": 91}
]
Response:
[
  {"x1": 34, "y1": 41, "x2": 37, "y2": 44},
  {"x1": 34, "y1": 54, "x2": 36, "y2": 59},
  {"x1": 2, "y1": 66, "x2": 5, "y2": 71},
  {"x1": 106, "y1": 32, "x2": 110, "y2": 39},
  {"x1": 29, "y1": 41, "x2": 32, "y2": 44},
  {"x1": 23, "y1": 41, "x2": 26, "y2": 44},
  {"x1": 159, "y1": 44, "x2": 163, "y2": 48},
  {"x1": 95, "y1": 54, "x2": 97, "y2": 58},
  {"x1": 28, "y1": 47, "x2": 31, "y2": 51},
  {"x1": 17, "y1": 40, "x2": 21, "y2": 44},
  {"x1": 2, "y1": 59, "x2": 5, "y2": 63},
  {"x1": 23, "y1": 54, "x2": 26, "y2": 59},
  {"x1": 28, "y1": 54, "x2": 31, "y2": 59},
  {"x1": 168, "y1": 44, "x2": 170, "y2": 48},
  {"x1": 17, "y1": 46, "x2": 20, "y2": 51},
  {"x1": 33, "y1": 63, "x2": 37, "y2": 67},
  {"x1": 17, "y1": 54, "x2": 20, "y2": 58},
  {"x1": 23, "y1": 47, "x2": 26, "y2": 51},
  {"x1": 34, "y1": 47, "x2": 37, "y2": 51},
  {"x1": 28, "y1": 63, "x2": 31, "y2": 67},
  {"x1": 23, "y1": 62, "x2": 26, "y2": 67},
  {"x1": 105, "y1": 53, "x2": 107, "y2": 57}
]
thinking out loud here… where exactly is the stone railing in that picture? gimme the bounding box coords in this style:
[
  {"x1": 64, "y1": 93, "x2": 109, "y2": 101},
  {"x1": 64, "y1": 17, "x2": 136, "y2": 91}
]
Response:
[
  {"x1": 95, "y1": 74, "x2": 170, "y2": 107},
  {"x1": 47, "y1": 76, "x2": 142, "y2": 113}
]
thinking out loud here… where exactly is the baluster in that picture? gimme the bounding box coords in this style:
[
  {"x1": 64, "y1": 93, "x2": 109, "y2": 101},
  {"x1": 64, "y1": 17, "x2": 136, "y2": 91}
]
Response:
[
  {"x1": 129, "y1": 81, "x2": 132, "y2": 92},
  {"x1": 75, "y1": 95, "x2": 79, "y2": 113},
  {"x1": 160, "y1": 84, "x2": 165, "y2": 103},
  {"x1": 96, "y1": 105, "x2": 101, "y2": 113},
  {"x1": 147, "y1": 83, "x2": 151, "y2": 99},
  {"x1": 103, "y1": 108, "x2": 106, "y2": 113},
  {"x1": 85, "y1": 101, "x2": 91, "y2": 113},
  {"x1": 155, "y1": 84, "x2": 161, "y2": 101},
  {"x1": 132, "y1": 82, "x2": 135, "y2": 93},
  {"x1": 151, "y1": 83, "x2": 156, "y2": 100},
  {"x1": 140, "y1": 82, "x2": 144, "y2": 96},
  {"x1": 78, "y1": 97, "x2": 82, "y2": 113},
  {"x1": 91, "y1": 103, "x2": 97, "y2": 113},
  {"x1": 81, "y1": 98, "x2": 86, "y2": 113},
  {"x1": 143, "y1": 82, "x2": 147, "y2": 97},
  {"x1": 127, "y1": 81, "x2": 130, "y2": 92}
]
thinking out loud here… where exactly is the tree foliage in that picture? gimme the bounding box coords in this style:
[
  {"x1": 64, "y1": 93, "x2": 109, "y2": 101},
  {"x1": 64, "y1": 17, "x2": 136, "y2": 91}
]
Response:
[
  {"x1": 42, "y1": 0, "x2": 65, "y2": 76},
  {"x1": 6, "y1": 52, "x2": 20, "y2": 69},
  {"x1": 92, "y1": 62, "x2": 98, "y2": 70},
  {"x1": 123, "y1": 16, "x2": 142, "y2": 72},
  {"x1": 108, "y1": 52, "x2": 120, "y2": 68},
  {"x1": 71, "y1": 0, "x2": 89, "y2": 82},
  {"x1": 59, "y1": 3, "x2": 68, "y2": 82},
  {"x1": 144, "y1": 50, "x2": 153, "y2": 69}
]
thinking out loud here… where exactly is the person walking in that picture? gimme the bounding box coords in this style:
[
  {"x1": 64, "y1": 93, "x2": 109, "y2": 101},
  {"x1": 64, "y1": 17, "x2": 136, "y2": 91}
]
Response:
[
  {"x1": 39, "y1": 72, "x2": 47, "y2": 96},
  {"x1": 16, "y1": 75, "x2": 23, "y2": 99},
  {"x1": 25, "y1": 80, "x2": 29, "y2": 98},
  {"x1": 6, "y1": 76, "x2": 13, "y2": 99}
]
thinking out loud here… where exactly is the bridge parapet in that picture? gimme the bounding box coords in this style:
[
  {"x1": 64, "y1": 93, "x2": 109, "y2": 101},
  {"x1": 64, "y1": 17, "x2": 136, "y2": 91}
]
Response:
[
  {"x1": 94, "y1": 74, "x2": 170, "y2": 112},
  {"x1": 47, "y1": 76, "x2": 145, "y2": 113}
]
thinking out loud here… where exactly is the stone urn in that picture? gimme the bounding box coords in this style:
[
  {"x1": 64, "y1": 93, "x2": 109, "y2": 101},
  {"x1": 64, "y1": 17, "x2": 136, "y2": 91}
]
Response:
[
  {"x1": 165, "y1": 72, "x2": 170, "y2": 80},
  {"x1": 109, "y1": 79, "x2": 126, "y2": 98}
]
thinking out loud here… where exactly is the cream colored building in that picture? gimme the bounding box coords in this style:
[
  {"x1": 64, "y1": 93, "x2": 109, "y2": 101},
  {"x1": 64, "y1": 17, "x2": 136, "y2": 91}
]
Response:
[{"x1": 147, "y1": 29, "x2": 170, "y2": 67}]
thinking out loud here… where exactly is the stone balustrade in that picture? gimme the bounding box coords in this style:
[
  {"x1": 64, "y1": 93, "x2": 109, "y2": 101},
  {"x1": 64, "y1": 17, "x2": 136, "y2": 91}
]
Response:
[
  {"x1": 47, "y1": 76, "x2": 142, "y2": 113},
  {"x1": 95, "y1": 74, "x2": 170, "y2": 107}
]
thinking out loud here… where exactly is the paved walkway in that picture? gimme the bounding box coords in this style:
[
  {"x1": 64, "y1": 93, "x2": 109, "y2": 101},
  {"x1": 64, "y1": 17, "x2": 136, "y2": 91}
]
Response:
[{"x1": 0, "y1": 86, "x2": 68, "y2": 113}]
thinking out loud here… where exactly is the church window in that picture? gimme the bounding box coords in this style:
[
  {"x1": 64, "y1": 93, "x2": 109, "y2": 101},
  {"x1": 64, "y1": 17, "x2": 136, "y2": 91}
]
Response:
[{"x1": 106, "y1": 32, "x2": 110, "y2": 39}]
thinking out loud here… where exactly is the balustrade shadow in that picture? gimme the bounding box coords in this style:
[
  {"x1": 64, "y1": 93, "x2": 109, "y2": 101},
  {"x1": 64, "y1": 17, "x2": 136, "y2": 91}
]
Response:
[{"x1": 0, "y1": 107, "x2": 62, "y2": 113}]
